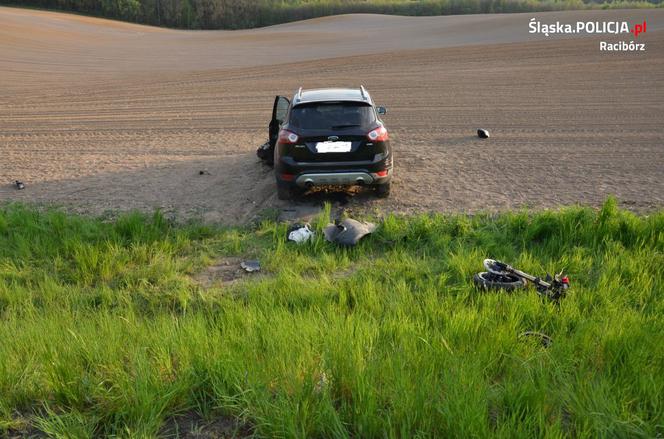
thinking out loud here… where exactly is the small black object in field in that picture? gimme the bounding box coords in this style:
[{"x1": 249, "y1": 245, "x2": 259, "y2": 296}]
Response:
[
  {"x1": 199, "y1": 170, "x2": 211, "y2": 175},
  {"x1": 477, "y1": 129, "x2": 490, "y2": 139},
  {"x1": 256, "y1": 141, "x2": 271, "y2": 160},
  {"x1": 14, "y1": 180, "x2": 25, "y2": 190},
  {"x1": 240, "y1": 260, "x2": 260, "y2": 272}
]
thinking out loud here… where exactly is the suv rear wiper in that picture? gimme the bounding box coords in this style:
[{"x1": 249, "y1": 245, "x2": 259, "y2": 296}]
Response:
[{"x1": 331, "y1": 124, "x2": 361, "y2": 129}]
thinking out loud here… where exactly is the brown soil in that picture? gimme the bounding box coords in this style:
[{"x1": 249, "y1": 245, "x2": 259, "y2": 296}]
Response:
[
  {"x1": 193, "y1": 257, "x2": 259, "y2": 288},
  {"x1": 1, "y1": 7, "x2": 663, "y2": 222},
  {"x1": 160, "y1": 410, "x2": 251, "y2": 438}
]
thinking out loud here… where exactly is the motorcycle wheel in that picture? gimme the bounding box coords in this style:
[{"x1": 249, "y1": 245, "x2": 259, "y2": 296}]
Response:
[{"x1": 473, "y1": 272, "x2": 526, "y2": 291}]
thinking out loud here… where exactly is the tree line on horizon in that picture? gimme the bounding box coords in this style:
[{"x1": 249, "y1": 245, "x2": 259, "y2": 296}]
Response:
[{"x1": 2, "y1": 0, "x2": 660, "y2": 29}]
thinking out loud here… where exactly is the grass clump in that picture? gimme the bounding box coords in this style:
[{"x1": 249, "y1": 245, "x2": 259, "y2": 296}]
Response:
[{"x1": 0, "y1": 199, "x2": 662, "y2": 437}]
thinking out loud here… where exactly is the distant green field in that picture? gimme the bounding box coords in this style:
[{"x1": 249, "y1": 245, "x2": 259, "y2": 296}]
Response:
[
  {"x1": 2, "y1": 0, "x2": 662, "y2": 29},
  {"x1": 0, "y1": 199, "x2": 662, "y2": 437}
]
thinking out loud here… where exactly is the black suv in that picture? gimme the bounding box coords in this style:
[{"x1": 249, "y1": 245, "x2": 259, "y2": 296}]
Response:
[{"x1": 264, "y1": 87, "x2": 392, "y2": 200}]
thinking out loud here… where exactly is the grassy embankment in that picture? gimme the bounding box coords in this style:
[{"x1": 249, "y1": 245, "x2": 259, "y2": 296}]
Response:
[
  {"x1": 0, "y1": 198, "x2": 662, "y2": 437},
  {"x1": 2, "y1": 0, "x2": 662, "y2": 29}
]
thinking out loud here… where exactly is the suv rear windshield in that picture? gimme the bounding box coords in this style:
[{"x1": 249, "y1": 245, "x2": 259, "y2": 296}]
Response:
[{"x1": 289, "y1": 102, "x2": 375, "y2": 130}]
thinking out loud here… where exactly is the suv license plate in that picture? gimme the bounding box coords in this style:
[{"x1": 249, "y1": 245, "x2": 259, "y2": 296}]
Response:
[{"x1": 316, "y1": 141, "x2": 352, "y2": 153}]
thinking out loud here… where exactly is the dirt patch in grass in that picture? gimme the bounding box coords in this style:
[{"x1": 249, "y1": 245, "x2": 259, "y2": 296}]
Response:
[
  {"x1": 3, "y1": 412, "x2": 47, "y2": 439},
  {"x1": 160, "y1": 411, "x2": 252, "y2": 438},
  {"x1": 193, "y1": 257, "x2": 261, "y2": 288}
]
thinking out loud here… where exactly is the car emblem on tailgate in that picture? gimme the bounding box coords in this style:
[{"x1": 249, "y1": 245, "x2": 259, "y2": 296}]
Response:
[{"x1": 327, "y1": 135, "x2": 339, "y2": 142}]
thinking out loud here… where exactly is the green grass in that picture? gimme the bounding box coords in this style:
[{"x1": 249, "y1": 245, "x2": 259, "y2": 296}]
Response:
[{"x1": 0, "y1": 198, "x2": 662, "y2": 437}]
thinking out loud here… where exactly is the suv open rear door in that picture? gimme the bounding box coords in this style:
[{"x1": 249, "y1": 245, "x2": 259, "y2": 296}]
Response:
[
  {"x1": 269, "y1": 96, "x2": 290, "y2": 148},
  {"x1": 258, "y1": 96, "x2": 290, "y2": 164}
]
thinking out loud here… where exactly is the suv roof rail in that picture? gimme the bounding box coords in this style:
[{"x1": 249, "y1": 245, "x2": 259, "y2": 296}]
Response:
[
  {"x1": 360, "y1": 85, "x2": 368, "y2": 100},
  {"x1": 296, "y1": 87, "x2": 303, "y2": 102}
]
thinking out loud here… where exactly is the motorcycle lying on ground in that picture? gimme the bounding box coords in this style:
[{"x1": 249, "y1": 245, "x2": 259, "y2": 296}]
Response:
[{"x1": 473, "y1": 259, "x2": 569, "y2": 301}]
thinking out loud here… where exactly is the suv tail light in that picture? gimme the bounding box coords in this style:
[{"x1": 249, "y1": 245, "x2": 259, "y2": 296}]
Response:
[
  {"x1": 278, "y1": 129, "x2": 299, "y2": 144},
  {"x1": 367, "y1": 126, "x2": 389, "y2": 142}
]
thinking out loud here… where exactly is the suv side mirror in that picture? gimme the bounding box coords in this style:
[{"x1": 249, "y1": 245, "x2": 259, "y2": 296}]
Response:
[{"x1": 376, "y1": 106, "x2": 387, "y2": 115}]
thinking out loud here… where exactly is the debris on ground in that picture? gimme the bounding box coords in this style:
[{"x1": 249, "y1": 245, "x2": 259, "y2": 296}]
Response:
[
  {"x1": 474, "y1": 258, "x2": 569, "y2": 302},
  {"x1": 256, "y1": 141, "x2": 271, "y2": 161},
  {"x1": 14, "y1": 180, "x2": 25, "y2": 190},
  {"x1": 519, "y1": 331, "x2": 553, "y2": 348},
  {"x1": 199, "y1": 170, "x2": 211, "y2": 175},
  {"x1": 240, "y1": 260, "x2": 261, "y2": 272},
  {"x1": 477, "y1": 128, "x2": 490, "y2": 139},
  {"x1": 287, "y1": 223, "x2": 315, "y2": 244},
  {"x1": 323, "y1": 218, "x2": 376, "y2": 246}
]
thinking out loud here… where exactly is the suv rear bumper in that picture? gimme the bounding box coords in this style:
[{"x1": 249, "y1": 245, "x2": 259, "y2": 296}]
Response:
[
  {"x1": 296, "y1": 172, "x2": 373, "y2": 188},
  {"x1": 280, "y1": 168, "x2": 391, "y2": 188},
  {"x1": 276, "y1": 153, "x2": 392, "y2": 187}
]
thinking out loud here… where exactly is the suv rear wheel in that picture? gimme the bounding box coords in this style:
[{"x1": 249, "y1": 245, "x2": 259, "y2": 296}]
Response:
[
  {"x1": 277, "y1": 182, "x2": 299, "y2": 200},
  {"x1": 374, "y1": 182, "x2": 391, "y2": 198}
]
